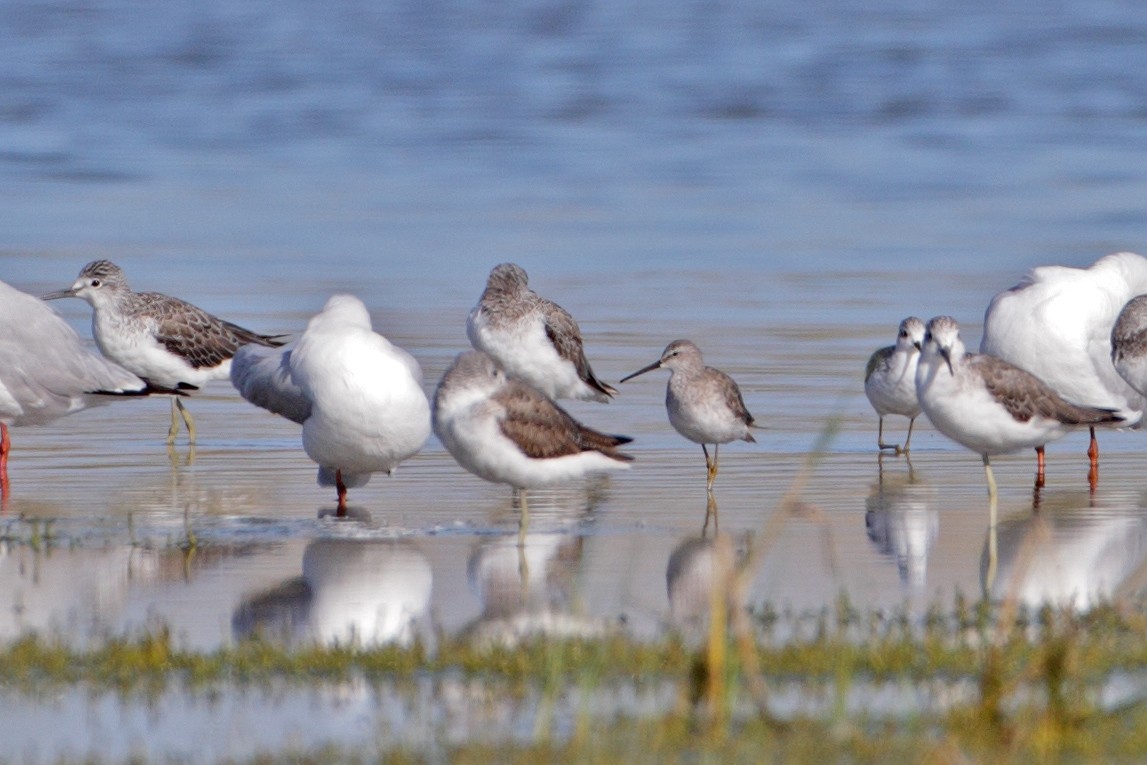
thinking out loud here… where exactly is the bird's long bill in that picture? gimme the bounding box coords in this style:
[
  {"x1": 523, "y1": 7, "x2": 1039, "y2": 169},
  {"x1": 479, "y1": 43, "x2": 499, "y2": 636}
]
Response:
[
  {"x1": 940, "y1": 348, "x2": 954, "y2": 375},
  {"x1": 619, "y1": 360, "x2": 662, "y2": 383},
  {"x1": 40, "y1": 288, "x2": 76, "y2": 301}
]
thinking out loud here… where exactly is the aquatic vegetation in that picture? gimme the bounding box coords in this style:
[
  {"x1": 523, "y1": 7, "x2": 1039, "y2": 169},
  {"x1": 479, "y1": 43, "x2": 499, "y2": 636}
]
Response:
[{"x1": 7, "y1": 599, "x2": 1147, "y2": 763}]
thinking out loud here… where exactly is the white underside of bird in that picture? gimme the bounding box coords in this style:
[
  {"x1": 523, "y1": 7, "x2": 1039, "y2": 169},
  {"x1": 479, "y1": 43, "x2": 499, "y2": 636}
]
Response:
[
  {"x1": 865, "y1": 349, "x2": 921, "y2": 419},
  {"x1": 92, "y1": 311, "x2": 228, "y2": 388},
  {"x1": 467, "y1": 306, "x2": 600, "y2": 401},
  {"x1": 666, "y1": 373, "x2": 754, "y2": 446}
]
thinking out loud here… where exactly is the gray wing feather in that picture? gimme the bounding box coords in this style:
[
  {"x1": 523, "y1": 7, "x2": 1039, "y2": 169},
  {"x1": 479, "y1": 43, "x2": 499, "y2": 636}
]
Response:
[
  {"x1": 231, "y1": 343, "x2": 311, "y2": 424},
  {"x1": 1, "y1": 283, "x2": 146, "y2": 424},
  {"x1": 540, "y1": 300, "x2": 617, "y2": 398},
  {"x1": 972, "y1": 354, "x2": 1121, "y2": 425}
]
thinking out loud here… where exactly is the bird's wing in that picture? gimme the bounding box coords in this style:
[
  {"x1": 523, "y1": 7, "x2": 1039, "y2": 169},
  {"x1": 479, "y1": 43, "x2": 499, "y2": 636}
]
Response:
[
  {"x1": 972, "y1": 354, "x2": 1117, "y2": 426},
  {"x1": 230, "y1": 342, "x2": 311, "y2": 424},
  {"x1": 144, "y1": 293, "x2": 283, "y2": 369},
  {"x1": 865, "y1": 345, "x2": 893, "y2": 382},
  {"x1": 493, "y1": 380, "x2": 630, "y2": 459},
  {"x1": 541, "y1": 299, "x2": 616, "y2": 397}
]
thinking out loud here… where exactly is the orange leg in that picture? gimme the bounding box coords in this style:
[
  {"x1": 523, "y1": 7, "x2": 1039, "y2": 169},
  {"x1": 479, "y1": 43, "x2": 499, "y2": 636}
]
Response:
[
  {"x1": 1087, "y1": 427, "x2": 1099, "y2": 492},
  {"x1": 1034, "y1": 445, "x2": 1045, "y2": 489},
  {"x1": 0, "y1": 423, "x2": 9, "y2": 498},
  {"x1": 336, "y1": 469, "x2": 348, "y2": 518}
]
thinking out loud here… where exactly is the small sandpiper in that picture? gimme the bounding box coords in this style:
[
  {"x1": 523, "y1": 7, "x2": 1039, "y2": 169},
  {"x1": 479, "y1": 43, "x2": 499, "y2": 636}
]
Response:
[
  {"x1": 915, "y1": 315, "x2": 1122, "y2": 498},
  {"x1": 466, "y1": 262, "x2": 617, "y2": 402},
  {"x1": 43, "y1": 259, "x2": 286, "y2": 445},
  {"x1": 231, "y1": 295, "x2": 431, "y2": 516},
  {"x1": 864, "y1": 317, "x2": 925, "y2": 454},
  {"x1": 0, "y1": 278, "x2": 171, "y2": 489},
  {"x1": 1111, "y1": 294, "x2": 1147, "y2": 399},
  {"x1": 432, "y1": 350, "x2": 632, "y2": 523},
  {"x1": 620, "y1": 339, "x2": 756, "y2": 491}
]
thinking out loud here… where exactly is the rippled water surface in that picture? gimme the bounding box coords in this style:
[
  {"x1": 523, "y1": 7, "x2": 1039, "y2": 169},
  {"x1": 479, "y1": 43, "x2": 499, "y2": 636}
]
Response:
[{"x1": 3, "y1": 0, "x2": 1147, "y2": 760}]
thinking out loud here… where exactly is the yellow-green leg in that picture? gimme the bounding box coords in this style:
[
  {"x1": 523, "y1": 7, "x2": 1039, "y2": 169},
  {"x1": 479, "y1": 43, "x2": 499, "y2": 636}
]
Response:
[
  {"x1": 167, "y1": 397, "x2": 197, "y2": 445},
  {"x1": 982, "y1": 454, "x2": 997, "y2": 502},
  {"x1": 703, "y1": 443, "x2": 719, "y2": 491}
]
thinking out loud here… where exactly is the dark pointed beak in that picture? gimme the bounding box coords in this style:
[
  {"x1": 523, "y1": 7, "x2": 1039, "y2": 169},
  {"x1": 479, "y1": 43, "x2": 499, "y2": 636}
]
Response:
[
  {"x1": 40, "y1": 288, "x2": 76, "y2": 301},
  {"x1": 913, "y1": 340, "x2": 922, "y2": 351},
  {"x1": 940, "y1": 347, "x2": 953, "y2": 375},
  {"x1": 619, "y1": 360, "x2": 662, "y2": 383}
]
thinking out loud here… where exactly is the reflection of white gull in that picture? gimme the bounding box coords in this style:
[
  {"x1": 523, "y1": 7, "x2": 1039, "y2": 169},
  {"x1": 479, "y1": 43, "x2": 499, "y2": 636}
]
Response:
[
  {"x1": 864, "y1": 473, "x2": 938, "y2": 589},
  {"x1": 982, "y1": 499, "x2": 1147, "y2": 610},
  {"x1": 0, "y1": 279, "x2": 158, "y2": 485},
  {"x1": 665, "y1": 533, "x2": 741, "y2": 640},
  {"x1": 981, "y1": 252, "x2": 1147, "y2": 470},
  {"x1": 232, "y1": 295, "x2": 431, "y2": 515},
  {"x1": 233, "y1": 539, "x2": 432, "y2": 647}
]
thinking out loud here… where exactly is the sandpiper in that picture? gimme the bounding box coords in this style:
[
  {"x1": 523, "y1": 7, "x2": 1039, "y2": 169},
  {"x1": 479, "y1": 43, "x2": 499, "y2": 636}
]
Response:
[
  {"x1": 466, "y1": 262, "x2": 617, "y2": 402},
  {"x1": 864, "y1": 317, "x2": 925, "y2": 454},
  {"x1": 432, "y1": 350, "x2": 632, "y2": 522},
  {"x1": 0, "y1": 278, "x2": 169, "y2": 489},
  {"x1": 1111, "y1": 294, "x2": 1147, "y2": 399},
  {"x1": 916, "y1": 316, "x2": 1122, "y2": 498},
  {"x1": 231, "y1": 294, "x2": 431, "y2": 516},
  {"x1": 981, "y1": 252, "x2": 1147, "y2": 476},
  {"x1": 620, "y1": 339, "x2": 755, "y2": 491},
  {"x1": 43, "y1": 259, "x2": 286, "y2": 445}
]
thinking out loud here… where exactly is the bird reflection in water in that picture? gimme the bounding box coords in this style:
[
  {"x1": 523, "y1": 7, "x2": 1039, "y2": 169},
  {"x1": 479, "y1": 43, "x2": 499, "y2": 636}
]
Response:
[
  {"x1": 665, "y1": 530, "x2": 744, "y2": 643},
  {"x1": 460, "y1": 485, "x2": 608, "y2": 645},
  {"x1": 981, "y1": 490, "x2": 1147, "y2": 609},
  {"x1": 864, "y1": 455, "x2": 938, "y2": 590},
  {"x1": 232, "y1": 538, "x2": 432, "y2": 647}
]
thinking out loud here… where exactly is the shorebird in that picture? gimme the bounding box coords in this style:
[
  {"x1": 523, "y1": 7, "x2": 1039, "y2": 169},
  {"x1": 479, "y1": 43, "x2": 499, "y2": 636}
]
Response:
[
  {"x1": 466, "y1": 262, "x2": 617, "y2": 402},
  {"x1": 43, "y1": 259, "x2": 286, "y2": 445},
  {"x1": 620, "y1": 339, "x2": 755, "y2": 491},
  {"x1": 1111, "y1": 294, "x2": 1147, "y2": 399},
  {"x1": 864, "y1": 317, "x2": 925, "y2": 454},
  {"x1": 981, "y1": 252, "x2": 1147, "y2": 477},
  {"x1": 916, "y1": 316, "x2": 1122, "y2": 498},
  {"x1": 432, "y1": 350, "x2": 632, "y2": 522},
  {"x1": 0, "y1": 278, "x2": 169, "y2": 489},
  {"x1": 231, "y1": 294, "x2": 431, "y2": 516}
]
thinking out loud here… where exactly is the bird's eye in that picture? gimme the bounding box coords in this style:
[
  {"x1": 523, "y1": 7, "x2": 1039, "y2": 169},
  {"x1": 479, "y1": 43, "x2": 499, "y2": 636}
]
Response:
[
  {"x1": 90, "y1": 279, "x2": 101, "y2": 287},
  {"x1": 924, "y1": 332, "x2": 932, "y2": 342}
]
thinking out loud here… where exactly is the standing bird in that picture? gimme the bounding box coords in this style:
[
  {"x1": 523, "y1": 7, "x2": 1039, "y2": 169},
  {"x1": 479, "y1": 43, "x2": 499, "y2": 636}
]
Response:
[
  {"x1": 42, "y1": 260, "x2": 286, "y2": 445},
  {"x1": 0, "y1": 278, "x2": 166, "y2": 488},
  {"x1": 467, "y1": 262, "x2": 617, "y2": 402},
  {"x1": 916, "y1": 316, "x2": 1122, "y2": 499},
  {"x1": 620, "y1": 340, "x2": 756, "y2": 491},
  {"x1": 433, "y1": 350, "x2": 632, "y2": 522},
  {"x1": 981, "y1": 252, "x2": 1147, "y2": 479},
  {"x1": 864, "y1": 317, "x2": 926, "y2": 454},
  {"x1": 231, "y1": 295, "x2": 431, "y2": 516},
  {"x1": 1111, "y1": 294, "x2": 1147, "y2": 399}
]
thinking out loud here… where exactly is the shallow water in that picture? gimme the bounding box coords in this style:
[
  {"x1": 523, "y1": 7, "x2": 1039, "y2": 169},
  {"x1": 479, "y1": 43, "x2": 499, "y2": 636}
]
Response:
[{"x1": 4, "y1": 0, "x2": 1147, "y2": 759}]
